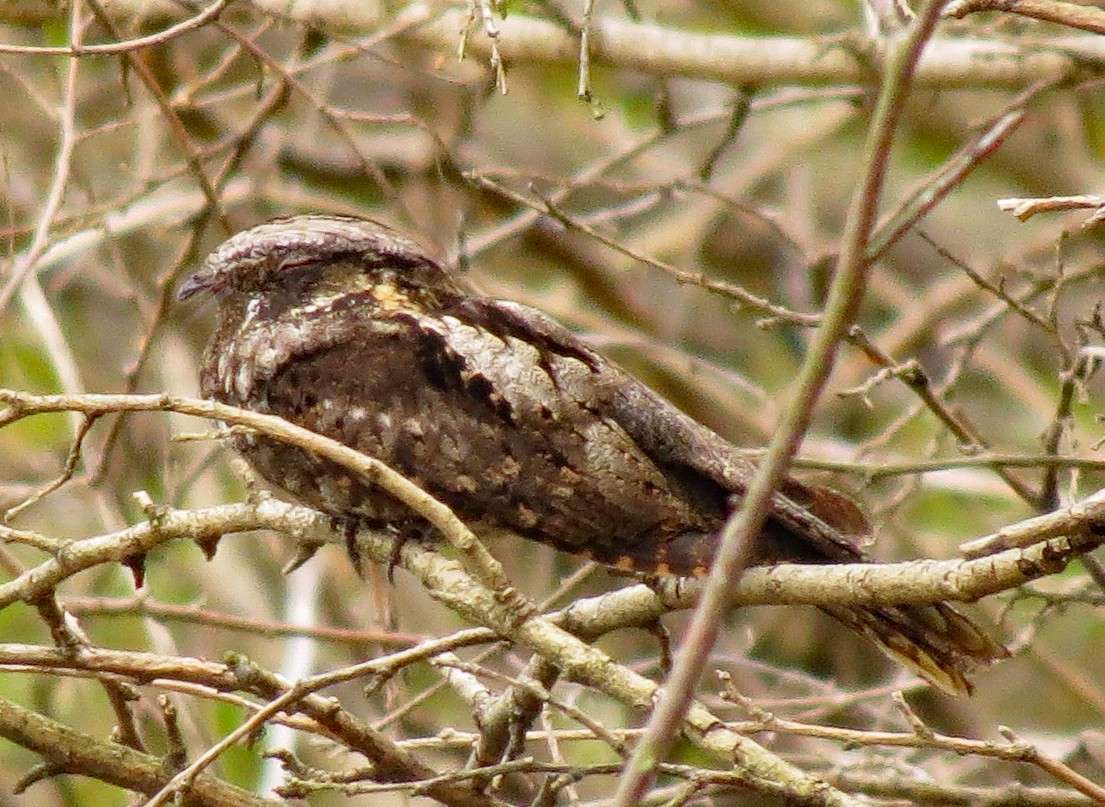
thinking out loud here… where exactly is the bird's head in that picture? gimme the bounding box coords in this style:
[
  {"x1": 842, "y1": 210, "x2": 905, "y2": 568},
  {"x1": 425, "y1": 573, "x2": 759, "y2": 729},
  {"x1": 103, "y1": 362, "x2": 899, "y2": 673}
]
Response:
[{"x1": 177, "y1": 215, "x2": 460, "y2": 311}]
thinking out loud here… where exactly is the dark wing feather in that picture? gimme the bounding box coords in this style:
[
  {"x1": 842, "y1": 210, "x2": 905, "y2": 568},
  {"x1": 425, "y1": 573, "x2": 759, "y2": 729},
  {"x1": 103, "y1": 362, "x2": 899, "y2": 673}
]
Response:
[{"x1": 458, "y1": 297, "x2": 871, "y2": 564}]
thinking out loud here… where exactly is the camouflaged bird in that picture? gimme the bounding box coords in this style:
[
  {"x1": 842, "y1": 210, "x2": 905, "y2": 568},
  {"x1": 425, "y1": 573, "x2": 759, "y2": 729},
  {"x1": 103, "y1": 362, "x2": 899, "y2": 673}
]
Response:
[{"x1": 178, "y1": 214, "x2": 1006, "y2": 694}]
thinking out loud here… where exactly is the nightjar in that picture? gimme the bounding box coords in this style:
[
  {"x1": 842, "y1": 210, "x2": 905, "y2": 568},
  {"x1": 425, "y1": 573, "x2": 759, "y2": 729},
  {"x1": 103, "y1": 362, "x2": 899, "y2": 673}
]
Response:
[{"x1": 178, "y1": 214, "x2": 1006, "y2": 694}]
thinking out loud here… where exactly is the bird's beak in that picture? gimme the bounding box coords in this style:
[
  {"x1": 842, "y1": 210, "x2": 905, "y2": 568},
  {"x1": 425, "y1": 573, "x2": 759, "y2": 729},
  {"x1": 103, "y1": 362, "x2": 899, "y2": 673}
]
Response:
[{"x1": 176, "y1": 270, "x2": 216, "y2": 301}]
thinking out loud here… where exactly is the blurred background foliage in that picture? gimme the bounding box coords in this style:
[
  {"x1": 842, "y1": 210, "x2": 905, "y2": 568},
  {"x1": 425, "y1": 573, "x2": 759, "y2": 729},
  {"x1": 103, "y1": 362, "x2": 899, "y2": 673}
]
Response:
[{"x1": 2, "y1": 0, "x2": 1105, "y2": 804}]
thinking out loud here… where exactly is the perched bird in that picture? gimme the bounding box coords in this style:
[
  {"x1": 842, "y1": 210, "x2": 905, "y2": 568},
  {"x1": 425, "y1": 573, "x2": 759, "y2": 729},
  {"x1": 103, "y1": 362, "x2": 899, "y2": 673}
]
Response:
[{"x1": 178, "y1": 214, "x2": 1006, "y2": 694}]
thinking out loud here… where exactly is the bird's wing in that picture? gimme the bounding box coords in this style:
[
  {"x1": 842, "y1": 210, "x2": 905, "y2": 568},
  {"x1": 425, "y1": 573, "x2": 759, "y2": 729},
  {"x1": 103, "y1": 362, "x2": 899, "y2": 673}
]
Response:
[{"x1": 463, "y1": 297, "x2": 872, "y2": 564}]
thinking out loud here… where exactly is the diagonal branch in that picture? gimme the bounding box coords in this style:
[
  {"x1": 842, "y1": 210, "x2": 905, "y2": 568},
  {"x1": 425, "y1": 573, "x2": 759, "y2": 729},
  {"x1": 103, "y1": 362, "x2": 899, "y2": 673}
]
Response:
[{"x1": 0, "y1": 695, "x2": 278, "y2": 807}]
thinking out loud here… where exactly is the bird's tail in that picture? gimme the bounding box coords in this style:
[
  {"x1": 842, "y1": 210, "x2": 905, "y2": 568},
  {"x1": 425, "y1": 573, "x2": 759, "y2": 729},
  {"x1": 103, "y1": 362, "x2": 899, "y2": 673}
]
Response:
[{"x1": 820, "y1": 602, "x2": 1008, "y2": 695}]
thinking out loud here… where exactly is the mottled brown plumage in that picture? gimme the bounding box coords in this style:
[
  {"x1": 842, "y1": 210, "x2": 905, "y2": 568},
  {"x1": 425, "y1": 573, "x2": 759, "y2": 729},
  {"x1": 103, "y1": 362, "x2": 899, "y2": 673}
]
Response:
[{"x1": 178, "y1": 214, "x2": 1006, "y2": 694}]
